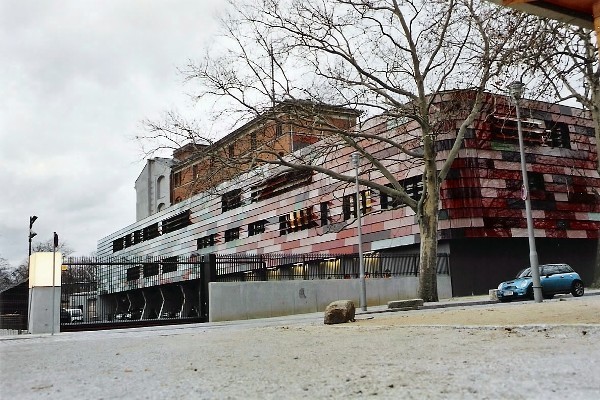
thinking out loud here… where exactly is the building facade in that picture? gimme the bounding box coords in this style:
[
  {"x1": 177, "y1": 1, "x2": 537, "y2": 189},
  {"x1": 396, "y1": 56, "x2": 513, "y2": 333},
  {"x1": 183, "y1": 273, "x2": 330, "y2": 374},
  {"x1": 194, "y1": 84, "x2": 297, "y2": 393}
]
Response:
[
  {"x1": 99, "y1": 92, "x2": 599, "y2": 296},
  {"x1": 135, "y1": 157, "x2": 173, "y2": 221}
]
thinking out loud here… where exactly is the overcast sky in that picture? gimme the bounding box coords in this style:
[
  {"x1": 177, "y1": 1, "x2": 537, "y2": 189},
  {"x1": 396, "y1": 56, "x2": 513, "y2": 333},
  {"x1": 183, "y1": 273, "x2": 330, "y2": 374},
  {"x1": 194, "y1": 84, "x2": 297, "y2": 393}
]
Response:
[{"x1": 0, "y1": 1, "x2": 225, "y2": 267}]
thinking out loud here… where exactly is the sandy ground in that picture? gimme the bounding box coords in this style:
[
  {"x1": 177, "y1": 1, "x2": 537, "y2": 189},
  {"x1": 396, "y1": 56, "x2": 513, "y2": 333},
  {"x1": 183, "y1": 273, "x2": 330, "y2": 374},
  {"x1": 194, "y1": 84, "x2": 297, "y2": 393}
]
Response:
[
  {"x1": 356, "y1": 294, "x2": 600, "y2": 326},
  {"x1": 1, "y1": 295, "x2": 599, "y2": 399}
]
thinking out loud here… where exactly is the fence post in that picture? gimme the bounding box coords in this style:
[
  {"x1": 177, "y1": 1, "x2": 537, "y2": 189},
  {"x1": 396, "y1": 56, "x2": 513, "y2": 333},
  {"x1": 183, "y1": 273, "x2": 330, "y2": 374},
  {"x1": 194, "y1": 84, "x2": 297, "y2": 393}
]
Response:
[{"x1": 200, "y1": 254, "x2": 217, "y2": 321}]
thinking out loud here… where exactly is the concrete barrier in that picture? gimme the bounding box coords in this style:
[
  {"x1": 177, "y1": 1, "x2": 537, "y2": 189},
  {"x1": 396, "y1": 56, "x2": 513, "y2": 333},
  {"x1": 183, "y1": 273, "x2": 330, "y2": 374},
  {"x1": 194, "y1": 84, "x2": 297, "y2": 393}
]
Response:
[
  {"x1": 209, "y1": 275, "x2": 452, "y2": 322},
  {"x1": 387, "y1": 298, "x2": 424, "y2": 310}
]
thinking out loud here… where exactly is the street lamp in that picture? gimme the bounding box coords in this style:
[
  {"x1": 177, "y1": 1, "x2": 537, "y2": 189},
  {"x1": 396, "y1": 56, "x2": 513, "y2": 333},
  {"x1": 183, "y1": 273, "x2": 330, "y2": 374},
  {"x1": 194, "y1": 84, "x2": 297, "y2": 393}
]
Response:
[
  {"x1": 28, "y1": 215, "x2": 38, "y2": 259},
  {"x1": 508, "y1": 81, "x2": 542, "y2": 303},
  {"x1": 350, "y1": 152, "x2": 367, "y2": 311}
]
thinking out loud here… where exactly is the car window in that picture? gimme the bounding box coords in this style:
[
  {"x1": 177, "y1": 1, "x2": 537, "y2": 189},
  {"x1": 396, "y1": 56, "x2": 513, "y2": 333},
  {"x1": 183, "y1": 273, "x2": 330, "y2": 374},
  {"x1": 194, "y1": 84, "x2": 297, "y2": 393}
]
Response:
[
  {"x1": 517, "y1": 268, "x2": 531, "y2": 278},
  {"x1": 543, "y1": 265, "x2": 558, "y2": 275},
  {"x1": 556, "y1": 264, "x2": 573, "y2": 274}
]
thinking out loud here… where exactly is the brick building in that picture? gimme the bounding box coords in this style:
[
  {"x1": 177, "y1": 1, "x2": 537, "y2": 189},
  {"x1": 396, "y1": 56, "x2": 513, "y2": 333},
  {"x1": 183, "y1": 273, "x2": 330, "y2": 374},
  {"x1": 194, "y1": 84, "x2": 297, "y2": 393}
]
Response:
[{"x1": 99, "y1": 91, "x2": 599, "y2": 296}]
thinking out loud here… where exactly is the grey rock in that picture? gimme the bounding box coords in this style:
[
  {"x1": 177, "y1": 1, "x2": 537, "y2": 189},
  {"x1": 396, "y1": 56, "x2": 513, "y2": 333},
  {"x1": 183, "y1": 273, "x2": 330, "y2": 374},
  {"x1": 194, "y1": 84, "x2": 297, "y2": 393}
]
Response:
[{"x1": 324, "y1": 300, "x2": 355, "y2": 324}]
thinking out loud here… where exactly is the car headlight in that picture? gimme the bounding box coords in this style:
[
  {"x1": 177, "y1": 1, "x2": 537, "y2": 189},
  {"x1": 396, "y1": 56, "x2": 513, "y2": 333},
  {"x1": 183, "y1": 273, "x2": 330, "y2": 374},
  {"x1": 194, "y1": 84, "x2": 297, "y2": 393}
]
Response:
[
  {"x1": 518, "y1": 280, "x2": 529, "y2": 288},
  {"x1": 497, "y1": 283, "x2": 504, "y2": 290}
]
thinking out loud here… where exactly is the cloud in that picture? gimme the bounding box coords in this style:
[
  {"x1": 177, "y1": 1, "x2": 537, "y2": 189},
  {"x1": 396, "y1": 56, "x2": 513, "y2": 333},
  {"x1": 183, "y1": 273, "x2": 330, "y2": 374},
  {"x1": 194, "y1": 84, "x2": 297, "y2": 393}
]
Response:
[{"x1": 0, "y1": 0, "x2": 223, "y2": 266}]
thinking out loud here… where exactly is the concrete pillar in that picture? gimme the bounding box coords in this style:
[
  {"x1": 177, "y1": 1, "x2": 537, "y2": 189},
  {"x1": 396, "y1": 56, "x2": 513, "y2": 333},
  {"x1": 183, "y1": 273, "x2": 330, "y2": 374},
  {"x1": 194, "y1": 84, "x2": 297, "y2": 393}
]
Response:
[{"x1": 28, "y1": 252, "x2": 62, "y2": 334}]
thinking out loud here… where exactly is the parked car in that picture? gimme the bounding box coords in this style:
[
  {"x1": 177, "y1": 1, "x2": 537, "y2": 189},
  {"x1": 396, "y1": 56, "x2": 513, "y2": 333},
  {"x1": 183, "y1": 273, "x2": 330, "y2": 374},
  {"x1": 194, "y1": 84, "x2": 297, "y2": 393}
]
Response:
[
  {"x1": 60, "y1": 308, "x2": 71, "y2": 323},
  {"x1": 67, "y1": 308, "x2": 84, "y2": 323},
  {"x1": 497, "y1": 263, "x2": 584, "y2": 302}
]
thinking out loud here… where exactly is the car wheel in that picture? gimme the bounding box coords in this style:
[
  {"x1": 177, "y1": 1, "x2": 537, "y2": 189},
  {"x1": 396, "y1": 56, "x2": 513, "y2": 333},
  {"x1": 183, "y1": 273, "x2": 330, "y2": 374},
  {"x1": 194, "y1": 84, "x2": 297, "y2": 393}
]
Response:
[
  {"x1": 527, "y1": 286, "x2": 534, "y2": 300},
  {"x1": 571, "y1": 281, "x2": 584, "y2": 297}
]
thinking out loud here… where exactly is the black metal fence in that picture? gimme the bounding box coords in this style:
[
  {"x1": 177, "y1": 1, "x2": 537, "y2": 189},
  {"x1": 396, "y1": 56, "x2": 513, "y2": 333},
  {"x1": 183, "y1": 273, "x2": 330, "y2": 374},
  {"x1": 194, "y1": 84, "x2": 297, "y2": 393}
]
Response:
[
  {"x1": 60, "y1": 256, "x2": 207, "y2": 331},
  {"x1": 214, "y1": 253, "x2": 450, "y2": 282},
  {"x1": 58, "y1": 252, "x2": 449, "y2": 331}
]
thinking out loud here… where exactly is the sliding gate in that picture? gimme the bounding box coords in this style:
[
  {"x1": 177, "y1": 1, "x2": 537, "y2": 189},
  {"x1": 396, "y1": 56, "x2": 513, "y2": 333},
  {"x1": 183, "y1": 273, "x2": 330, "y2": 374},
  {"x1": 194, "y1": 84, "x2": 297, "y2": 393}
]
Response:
[{"x1": 60, "y1": 256, "x2": 212, "y2": 331}]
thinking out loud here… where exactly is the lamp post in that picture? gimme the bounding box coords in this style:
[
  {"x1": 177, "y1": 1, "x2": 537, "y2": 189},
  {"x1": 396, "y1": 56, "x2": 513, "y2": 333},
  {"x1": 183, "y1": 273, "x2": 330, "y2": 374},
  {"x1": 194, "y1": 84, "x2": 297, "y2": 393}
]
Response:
[
  {"x1": 28, "y1": 215, "x2": 38, "y2": 260},
  {"x1": 508, "y1": 81, "x2": 542, "y2": 303},
  {"x1": 350, "y1": 152, "x2": 367, "y2": 311}
]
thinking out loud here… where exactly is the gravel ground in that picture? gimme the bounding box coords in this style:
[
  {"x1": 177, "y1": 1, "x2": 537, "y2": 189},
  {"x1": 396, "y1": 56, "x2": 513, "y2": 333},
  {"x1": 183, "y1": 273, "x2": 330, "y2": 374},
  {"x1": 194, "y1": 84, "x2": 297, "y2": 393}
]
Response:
[{"x1": 1, "y1": 295, "x2": 599, "y2": 399}]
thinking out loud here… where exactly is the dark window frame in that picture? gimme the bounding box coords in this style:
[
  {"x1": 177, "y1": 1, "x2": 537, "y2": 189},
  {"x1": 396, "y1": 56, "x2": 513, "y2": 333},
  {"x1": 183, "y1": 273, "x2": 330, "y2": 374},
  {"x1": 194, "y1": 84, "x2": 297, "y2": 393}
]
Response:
[
  {"x1": 222, "y1": 189, "x2": 243, "y2": 212},
  {"x1": 224, "y1": 227, "x2": 241, "y2": 242}
]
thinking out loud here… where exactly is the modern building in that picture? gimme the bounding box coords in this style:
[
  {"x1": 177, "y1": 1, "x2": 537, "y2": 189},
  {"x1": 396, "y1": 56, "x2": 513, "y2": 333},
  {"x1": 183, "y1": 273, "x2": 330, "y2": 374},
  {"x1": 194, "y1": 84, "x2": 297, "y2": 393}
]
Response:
[{"x1": 99, "y1": 91, "x2": 599, "y2": 296}]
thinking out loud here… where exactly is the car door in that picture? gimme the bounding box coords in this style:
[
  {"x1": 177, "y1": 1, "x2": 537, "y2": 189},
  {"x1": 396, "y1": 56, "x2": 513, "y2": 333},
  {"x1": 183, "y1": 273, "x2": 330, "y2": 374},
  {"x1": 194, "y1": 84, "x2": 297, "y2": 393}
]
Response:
[
  {"x1": 554, "y1": 264, "x2": 574, "y2": 292},
  {"x1": 541, "y1": 265, "x2": 561, "y2": 294}
]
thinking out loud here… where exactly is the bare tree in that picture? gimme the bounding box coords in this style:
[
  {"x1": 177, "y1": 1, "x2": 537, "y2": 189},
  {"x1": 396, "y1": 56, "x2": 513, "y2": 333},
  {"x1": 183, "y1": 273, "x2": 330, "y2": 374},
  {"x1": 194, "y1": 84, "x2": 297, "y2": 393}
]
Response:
[
  {"x1": 9, "y1": 240, "x2": 75, "y2": 283},
  {"x1": 142, "y1": 0, "x2": 523, "y2": 301},
  {"x1": 0, "y1": 256, "x2": 13, "y2": 291}
]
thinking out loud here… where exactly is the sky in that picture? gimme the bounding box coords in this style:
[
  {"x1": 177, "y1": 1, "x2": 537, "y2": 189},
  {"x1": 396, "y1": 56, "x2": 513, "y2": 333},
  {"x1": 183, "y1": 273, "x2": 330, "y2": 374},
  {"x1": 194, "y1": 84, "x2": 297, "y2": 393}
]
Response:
[{"x1": 0, "y1": 1, "x2": 225, "y2": 267}]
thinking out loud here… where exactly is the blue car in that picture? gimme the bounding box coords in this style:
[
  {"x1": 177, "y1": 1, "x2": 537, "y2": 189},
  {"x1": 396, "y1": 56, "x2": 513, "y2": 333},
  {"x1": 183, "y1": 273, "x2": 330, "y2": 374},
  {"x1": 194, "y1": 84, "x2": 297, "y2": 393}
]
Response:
[{"x1": 497, "y1": 263, "x2": 584, "y2": 302}]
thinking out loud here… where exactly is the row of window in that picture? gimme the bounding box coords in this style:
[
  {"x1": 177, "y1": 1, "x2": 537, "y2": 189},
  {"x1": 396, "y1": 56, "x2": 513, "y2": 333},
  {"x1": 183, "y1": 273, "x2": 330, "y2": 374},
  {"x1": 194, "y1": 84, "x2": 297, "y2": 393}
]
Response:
[
  {"x1": 491, "y1": 115, "x2": 571, "y2": 149},
  {"x1": 113, "y1": 211, "x2": 191, "y2": 253},
  {"x1": 125, "y1": 257, "x2": 179, "y2": 281},
  {"x1": 197, "y1": 178, "x2": 425, "y2": 250}
]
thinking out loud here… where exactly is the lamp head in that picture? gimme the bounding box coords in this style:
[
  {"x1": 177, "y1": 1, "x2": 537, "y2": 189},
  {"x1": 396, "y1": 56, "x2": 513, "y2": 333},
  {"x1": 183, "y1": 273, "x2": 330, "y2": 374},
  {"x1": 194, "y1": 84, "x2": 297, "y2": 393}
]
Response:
[
  {"x1": 350, "y1": 152, "x2": 360, "y2": 167},
  {"x1": 508, "y1": 81, "x2": 525, "y2": 100},
  {"x1": 29, "y1": 215, "x2": 38, "y2": 227}
]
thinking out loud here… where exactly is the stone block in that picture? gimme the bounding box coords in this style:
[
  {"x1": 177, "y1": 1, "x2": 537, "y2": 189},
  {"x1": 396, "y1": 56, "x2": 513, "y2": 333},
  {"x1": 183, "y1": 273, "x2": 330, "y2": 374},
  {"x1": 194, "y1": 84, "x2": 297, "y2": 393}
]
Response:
[{"x1": 387, "y1": 298, "x2": 424, "y2": 310}]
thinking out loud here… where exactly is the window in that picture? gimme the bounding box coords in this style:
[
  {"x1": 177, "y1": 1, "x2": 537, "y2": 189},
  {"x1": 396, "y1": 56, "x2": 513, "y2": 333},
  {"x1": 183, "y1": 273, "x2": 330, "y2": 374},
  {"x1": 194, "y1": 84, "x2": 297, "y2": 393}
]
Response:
[
  {"x1": 543, "y1": 121, "x2": 571, "y2": 149},
  {"x1": 172, "y1": 171, "x2": 182, "y2": 187},
  {"x1": 112, "y1": 238, "x2": 124, "y2": 252},
  {"x1": 228, "y1": 144, "x2": 235, "y2": 158},
  {"x1": 251, "y1": 170, "x2": 312, "y2": 202},
  {"x1": 527, "y1": 172, "x2": 545, "y2": 192},
  {"x1": 162, "y1": 210, "x2": 192, "y2": 234},
  {"x1": 222, "y1": 189, "x2": 243, "y2": 212},
  {"x1": 143, "y1": 263, "x2": 159, "y2": 277},
  {"x1": 192, "y1": 165, "x2": 199, "y2": 180},
  {"x1": 491, "y1": 112, "x2": 545, "y2": 145},
  {"x1": 380, "y1": 184, "x2": 404, "y2": 209},
  {"x1": 403, "y1": 177, "x2": 423, "y2": 201},
  {"x1": 275, "y1": 122, "x2": 283, "y2": 137},
  {"x1": 342, "y1": 194, "x2": 356, "y2": 220},
  {"x1": 124, "y1": 234, "x2": 132, "y2": 248},
  {"x1": 143, "y1": 223, "x2": 160, "y2": 241},
  {"x1": 156, "y1": 175, "x2": 165, "y2": 198},
  {"x1": 278, "y1": 206, "x2": 317, "y2": 236},
  {"x1": 343, "y1": 190, "x2": 372, "y2": 220},
  {"x1": 197, "y1": 234, "x2": 217, "y2": 249},
  {"x1": 126, "y1": 266, "x2": 141, "y2": 281},
  {"x1": 250, "y1": 131, "x2": 257, "y2": 150},
  {"x1": 224, "y1": 227, "x2": 240, "y2": 242},
  {"x1": 320, "y1": 202, "x2": 329, "y2": 226},
  {"x1": 162, "y1": 256, "x2": 178, "y2": 273},
  {"x1": 248, "y1": 220, "x2": 267, "y2": 236},
  {"x1": 133, "y1": 230, "x2": 143, "y2": 245}
]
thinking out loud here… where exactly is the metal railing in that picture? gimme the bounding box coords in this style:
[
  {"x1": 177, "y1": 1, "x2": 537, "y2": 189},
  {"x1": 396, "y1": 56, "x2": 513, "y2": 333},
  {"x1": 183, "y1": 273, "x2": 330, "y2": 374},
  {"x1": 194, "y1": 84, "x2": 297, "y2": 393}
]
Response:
[
  {"x1": 214, "y1": 253, "x2": 449, "y2": 282},
  {"x1": 57, "y1": 252, "x2": 450, "y2": 331}
]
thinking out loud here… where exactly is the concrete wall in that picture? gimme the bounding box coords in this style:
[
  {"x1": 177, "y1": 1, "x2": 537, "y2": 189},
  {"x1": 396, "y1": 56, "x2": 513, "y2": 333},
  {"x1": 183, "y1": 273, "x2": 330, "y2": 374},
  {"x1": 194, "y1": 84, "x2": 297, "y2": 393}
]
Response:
[{"x1": 209, "y1": 275, "x2": 452, "y2": 322}]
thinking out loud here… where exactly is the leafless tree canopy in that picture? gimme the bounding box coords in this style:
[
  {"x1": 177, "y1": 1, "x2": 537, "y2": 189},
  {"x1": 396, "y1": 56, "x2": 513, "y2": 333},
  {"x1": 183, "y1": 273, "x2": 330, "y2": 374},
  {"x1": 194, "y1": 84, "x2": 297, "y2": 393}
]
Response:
[{"x1": 140, "y1": 0, "x2": 524, "y2": 301}]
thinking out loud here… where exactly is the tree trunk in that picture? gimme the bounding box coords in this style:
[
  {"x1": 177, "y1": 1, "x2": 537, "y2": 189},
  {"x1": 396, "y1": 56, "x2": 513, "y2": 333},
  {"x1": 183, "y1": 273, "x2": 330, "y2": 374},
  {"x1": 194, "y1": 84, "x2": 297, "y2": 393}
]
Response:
[{"x1": 417, "y1": 158, "x2": 440, "y2": 302}]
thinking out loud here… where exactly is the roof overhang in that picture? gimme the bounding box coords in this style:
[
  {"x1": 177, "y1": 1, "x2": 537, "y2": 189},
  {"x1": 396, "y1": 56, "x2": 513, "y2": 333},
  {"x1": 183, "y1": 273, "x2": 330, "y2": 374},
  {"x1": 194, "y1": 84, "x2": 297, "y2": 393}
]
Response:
[{"x1": 486, "y1": 0, "x2": 594, "y2": 29}]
